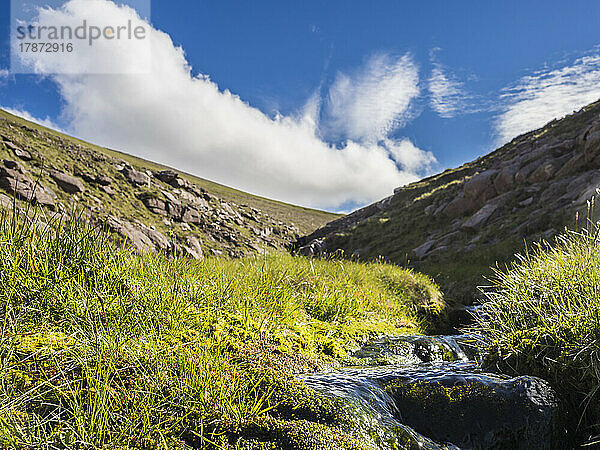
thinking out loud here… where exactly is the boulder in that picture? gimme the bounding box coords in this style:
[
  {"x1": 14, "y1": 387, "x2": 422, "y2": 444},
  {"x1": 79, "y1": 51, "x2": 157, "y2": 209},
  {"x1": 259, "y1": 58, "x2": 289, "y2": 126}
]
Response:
[
  {"x1": 181, "y1": 206, "x2": 203, "y2": 224},
  {"x1": 138, "y1": 193, "x2": 167, "y2": 216},
  {"x1": 493, "y1": 165, "x2": 518, "y2": 193},
  {"x1": 122, "y1": 167, "x2": 150, "y2": 186},
  {"x1": 95, "y1": 175, "x2": 112, "y2": 186},
  {"x1": 50, "y1": 170, "x2": 85, "y2": 194},
  {"x1": 140, "y1": 226, "x2": 171, "y2": 251},
  {"x1": 442, "y1": 195, "x2": 474, "y2": 218},
  {"x1": 462, "y1": 203, "x2": 499, "y2": 230},
  {"x1": 2, "y1": 138, "x2": 32, "y2": 161},
  {"x1": 0, "y1": 165, "x2": 56, "y2": 209},
  {"x1": 381, "y1": 370, "x2": 558, "y2": 448},
  {"x1": 297, "y1": 238, "x2": 326, "y2": 257},
  {"x1": 156, "y1": 170, "x2": 186, "y2": 188},
  {"x1": 105, "y1": 216, "x2": 155, "y2": 252},
  {"x1": 515, "y1": 159, "x2": 543, "y2": 184},
  {"x1": 555, "y1": 153, "x2": 587, "y2": 178},
  {"x1": 464, "y1": 170, "x2": 498, "y2": 202},
  {"x1": 181, "y1": 236, "x2": 203, "y2": 259},
  {"x1": 412, "y1": 240, "x2": 435, "y2": 259}
]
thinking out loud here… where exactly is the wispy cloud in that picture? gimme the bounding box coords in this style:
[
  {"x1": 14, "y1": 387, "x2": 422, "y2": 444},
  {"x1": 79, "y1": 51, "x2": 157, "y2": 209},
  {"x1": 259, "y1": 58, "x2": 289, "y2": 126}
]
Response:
[
  {"x1": 496, "y1": 52, "x2": 600, "y2": 143},
  {"x1": 15, "y1": 0, "x2": 436, "y2": 211},
  {"x1": 0, "y1": 69, "x2": 8, "y2": 79},
  {"x1": 321, "y1": 53, "x2": 420, "y2": 144},
  {"x1": 428, "y1": 63, "x2": 468, "y2": 119}
]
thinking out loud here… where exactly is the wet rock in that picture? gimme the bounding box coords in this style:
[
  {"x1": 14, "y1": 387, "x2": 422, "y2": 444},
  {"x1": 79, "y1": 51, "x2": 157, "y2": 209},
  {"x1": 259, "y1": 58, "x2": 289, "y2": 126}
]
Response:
[
  {"x1": 50, "y1": 170, "x2": 85, "y2": 194},
  {"x1": 462, "y1": 203, "x2": 499, "y2": 230},
  {"x1": 382, "y1": 368, "x2": 559, "y2": 449}
]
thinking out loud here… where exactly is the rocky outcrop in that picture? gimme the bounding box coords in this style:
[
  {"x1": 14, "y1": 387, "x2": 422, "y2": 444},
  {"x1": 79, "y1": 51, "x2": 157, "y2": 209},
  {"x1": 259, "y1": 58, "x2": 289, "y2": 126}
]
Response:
[
  {"x1": 0, "y1": 160, "x2": 56, "y2": 209},
  {"x1": 298, "y1": 100, "x2": 600, "y2": 302}
]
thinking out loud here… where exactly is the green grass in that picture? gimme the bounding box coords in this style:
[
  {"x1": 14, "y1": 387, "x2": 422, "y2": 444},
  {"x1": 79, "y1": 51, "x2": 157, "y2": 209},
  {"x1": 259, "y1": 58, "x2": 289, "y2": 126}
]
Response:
[
  {"x1": 0, "y1": 205, "x2": 443, "y2": 449},
  {"x1": 475, "y1": 212, "x2": 600, "y2": 444}
]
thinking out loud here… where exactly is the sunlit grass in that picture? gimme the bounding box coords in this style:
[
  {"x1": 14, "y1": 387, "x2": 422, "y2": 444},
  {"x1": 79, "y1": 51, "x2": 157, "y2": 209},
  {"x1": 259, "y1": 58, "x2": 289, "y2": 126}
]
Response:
[
  {"x1": 475, "y1": 206, "x2": 600, "y2": 443},
  {"x1": 0, "y1": 205, "x2": 442, "y2": 448}
]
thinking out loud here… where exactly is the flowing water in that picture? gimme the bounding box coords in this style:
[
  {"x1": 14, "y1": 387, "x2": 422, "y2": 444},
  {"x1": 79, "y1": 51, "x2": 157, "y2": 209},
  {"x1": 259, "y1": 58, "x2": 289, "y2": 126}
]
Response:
[{"x1": 300, "y1": 332, "x2": 558, "y2": 449}]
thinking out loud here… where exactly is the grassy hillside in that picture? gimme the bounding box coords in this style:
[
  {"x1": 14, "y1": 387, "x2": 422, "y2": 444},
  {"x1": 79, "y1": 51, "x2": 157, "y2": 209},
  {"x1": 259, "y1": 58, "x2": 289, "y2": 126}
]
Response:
[
  {"x1": 0, "y1": 206, "x2": 444, "y2": 449},
  {"x1": 300, "y1": 100, "x2": 600, "y2": 304},
  {"x1": 0, "y1": 109, "x2": 339, "y2": 259}
]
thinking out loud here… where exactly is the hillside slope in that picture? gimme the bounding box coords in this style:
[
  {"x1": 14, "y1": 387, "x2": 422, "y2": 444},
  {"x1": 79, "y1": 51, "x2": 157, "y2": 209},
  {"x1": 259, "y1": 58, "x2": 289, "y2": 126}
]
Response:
[
  {"x1": 299, "y1": 100, "x2": 600, "y2": 303},
  {"x1": 0, "y1": 109, "x2": 339, "y2": 258}
]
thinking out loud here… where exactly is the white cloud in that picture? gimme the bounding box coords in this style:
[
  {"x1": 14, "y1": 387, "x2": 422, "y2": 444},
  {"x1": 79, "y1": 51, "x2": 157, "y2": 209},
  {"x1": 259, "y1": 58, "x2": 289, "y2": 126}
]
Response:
[
  {"x1": 2, "y1": 107, "x2": 63, "y2": 131},
  {"x1": 385, "y1": 138, "x2": 436, "y2": 173},
  {"x1": 496, "y1": 53, "x2": 600, "y2": 144},
  {"x1": 322, "y1": 53, "x2": 420, "y2": 144},
  {"x1": 16, "y1": 0, "x2": 436, "y2": 211},
  {"x1": 428, "y1": 63, "x2": 467, "y2": 119},
  {"x1": 0, "y1": 69, "x2": 8, "y2": 79}
]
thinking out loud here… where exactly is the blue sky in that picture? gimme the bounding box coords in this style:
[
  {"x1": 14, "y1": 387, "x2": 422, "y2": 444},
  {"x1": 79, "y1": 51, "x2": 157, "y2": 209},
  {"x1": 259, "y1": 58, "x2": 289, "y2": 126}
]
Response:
[{"x1": 1, "y1": 0, "x2": 600, "y2": 211}]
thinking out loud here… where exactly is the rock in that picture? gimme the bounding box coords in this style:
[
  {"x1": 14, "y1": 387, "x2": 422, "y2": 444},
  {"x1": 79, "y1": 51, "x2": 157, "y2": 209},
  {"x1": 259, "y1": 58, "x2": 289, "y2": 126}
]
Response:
[
  {"x1": 2, "y1": 138, "x2": 32, "y2": 161},
  {"x1": 0, "y1": 166, "x2": 56, "y2": 209},
  {"x1": 464, "y1": 170, "x2": 498, "y2": 203},
  {"x1": 424, "y1": 204, "x2": 436, "y2": 216},
  {"x1": 138, "y1": 193, "x2": 167, "y2": 216},
  {"x1": 3, "y1": 160, "x2": 23, "y2": 172},
  {"x1": 297, "y1": 238, "x2": 326, "y2": 257},
  {"x1": 462, "y1": 203, "x2": 499, "y2": 230},
  {"x1": 181, "y1": 236, "x2": 203, "y2": 259},
  {"x1": 105, "y1": 216, "x2": 155, "y2": 252},
  {"x1": 381, "y1": 370, "x2": 558, "y2": 448},
  {"x1": 515, "y1": 159, "x2": 543, "y2": 184},
  {"x1": 555, "y1": 153, "x2": 587, "y2": 178},
  {"x1": 50, "y1": 170, "x2": 85, "y2": 194},
  {"x1": 95, "y1": 175, "x2": 112, "y2": 186},
  {"x1": 140, "y1": 226, "x2": 171, "y2": 251},
  {"x1": 181, "y1": 206, "x2": 203, "y2": 224},
  {"x1": 412, "y1": 240, "x2": 435, "y2": 259},
  {"x1": 99, "y1": 185, "x2": 115, "y2": 196},
  {"x1": 442, "y1": 195, "x2": 474, "y2": 218},
  {"x1": 156, "y1": 170, "x2": 186, "y2": 188},
  {"x1": 527, "y1": 160, "x2": 561, "y2": 184},
  {"x1": 493, "y1": 165, "x2": 518, "y2": 193},
  {"x1": 519, "y1": 197, "x2": 534, "y2": 207},
  {"x1": 0, "y1": 193, "x2": 12, "y2": 208},
  {"x1": 122, "y1": 167, "x2": 150, "y2": 186}
]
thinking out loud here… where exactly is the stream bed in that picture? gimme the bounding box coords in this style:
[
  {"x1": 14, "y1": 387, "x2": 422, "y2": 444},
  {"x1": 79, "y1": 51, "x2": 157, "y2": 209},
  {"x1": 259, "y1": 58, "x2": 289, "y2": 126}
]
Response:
[{"x1": 300, "y1": 334, "x2": 560, "y2": 449}]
